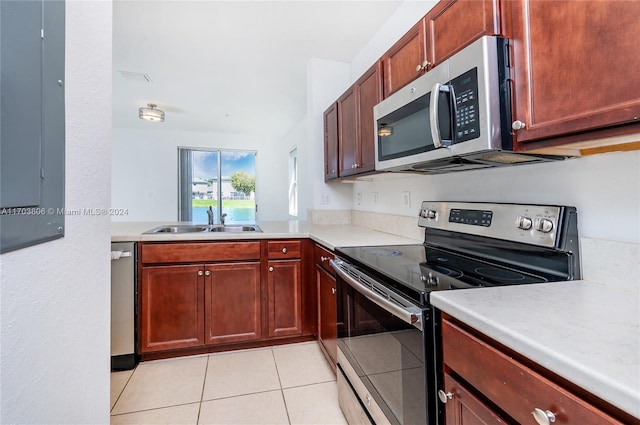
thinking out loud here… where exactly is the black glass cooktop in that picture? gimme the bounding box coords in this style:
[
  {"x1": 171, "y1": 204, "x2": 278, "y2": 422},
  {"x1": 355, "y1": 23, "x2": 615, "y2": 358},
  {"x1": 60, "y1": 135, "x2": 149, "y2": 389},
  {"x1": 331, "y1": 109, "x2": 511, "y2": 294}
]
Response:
[{"x1": 336, "y1": 243, "x2": 571, "y2": 305}]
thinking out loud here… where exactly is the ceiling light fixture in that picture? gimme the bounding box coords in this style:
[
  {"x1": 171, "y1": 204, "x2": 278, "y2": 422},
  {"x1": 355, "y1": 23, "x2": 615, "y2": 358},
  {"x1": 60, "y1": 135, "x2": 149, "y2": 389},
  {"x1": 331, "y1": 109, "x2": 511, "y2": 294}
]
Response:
[
  {"x1": 378, "y1": 125, "x2": 393, "y2": 137},
  {"x1": 139, "y1": 103, "x2": 165, "y2": 122}
]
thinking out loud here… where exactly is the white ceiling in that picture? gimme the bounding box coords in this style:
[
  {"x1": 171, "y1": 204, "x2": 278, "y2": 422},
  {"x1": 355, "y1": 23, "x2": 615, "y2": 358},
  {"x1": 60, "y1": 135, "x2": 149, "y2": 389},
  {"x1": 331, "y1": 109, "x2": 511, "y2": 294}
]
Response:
[{"x1": 112, "y1": 1, "x2": 403, "y2": 136}]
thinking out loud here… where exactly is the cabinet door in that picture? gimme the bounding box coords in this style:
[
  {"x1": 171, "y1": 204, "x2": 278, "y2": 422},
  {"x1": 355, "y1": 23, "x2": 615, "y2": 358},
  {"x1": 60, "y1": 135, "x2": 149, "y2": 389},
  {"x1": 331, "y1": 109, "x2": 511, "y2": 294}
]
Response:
[
  {"x1": 205, "y1": 262, "x2": 261, "y2": 345},
  {"x1": 267, "y1": 260, "x2": 302, "y2": 337},
  {"x1": 317, "y1": 266, "x2": 337, "y2": 366},
  {"x1": 355, "y1": 62, "x2": 383, "y2": 174},
  {"x1": 323, "y1": 102, "x2": 339, "y2": 181},
  {"x1": 443, "y1": 373, "x2": 512, "y2": 425},
  {"x1": 382, "y1": 19, "x2": 428, "y2": 98},
  {"x1": 510, "y1": 0, "x2": 640, "y2": 148},
  {"x1": 427, "y1": 0, "x2": 502, "y2": 65},
  {"x1": 140, "y1": 265, "x2": 204, "y2": 353},
  {"x1": 338, "y1": 86, "x2": 358, "y2": 177}
]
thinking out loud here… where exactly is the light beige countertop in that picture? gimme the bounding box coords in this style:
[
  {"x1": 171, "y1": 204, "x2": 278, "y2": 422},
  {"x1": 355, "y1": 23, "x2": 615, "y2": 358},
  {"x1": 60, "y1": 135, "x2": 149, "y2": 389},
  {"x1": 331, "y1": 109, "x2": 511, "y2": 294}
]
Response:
[
  {"x1": 111, "y1": 220, "x2": 421, "y2": 249},
  {"x1": 431, "y1": 280, "x2": 640, "y2": 419}
]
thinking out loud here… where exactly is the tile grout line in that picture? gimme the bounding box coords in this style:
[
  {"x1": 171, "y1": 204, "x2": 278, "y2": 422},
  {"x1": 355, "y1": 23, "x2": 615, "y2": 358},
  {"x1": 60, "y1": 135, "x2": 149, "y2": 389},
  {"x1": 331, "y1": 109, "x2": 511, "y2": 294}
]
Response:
[
  {"x1": 110, "y1": 402, "x2": 201, "y2": 418},
  {"x1": 270, "y1": 347, "x2": 292, "y2": 425},
  {"x1": 110, "y1": 368, "x2": 136, "y2": 415},
  {"x1": 196, "y1": 355, "x2": 210, "y2": 425}
]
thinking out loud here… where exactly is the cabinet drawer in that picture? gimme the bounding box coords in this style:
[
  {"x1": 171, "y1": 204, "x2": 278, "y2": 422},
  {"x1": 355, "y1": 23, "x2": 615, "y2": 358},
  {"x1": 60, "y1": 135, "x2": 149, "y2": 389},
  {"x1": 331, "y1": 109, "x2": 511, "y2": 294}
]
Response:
[
  {"x1": 442, "y1": 319, "x2": 623, "y2": 425},
  {"x1": 267, "y1": 240, "x2": 301, "y2": 259},
  {"x1": 141, "y1": 242, "x2": 261, "y2": 264},
  {"x1": 314, "y1": 244, "x2": 335, "y2": 274}
]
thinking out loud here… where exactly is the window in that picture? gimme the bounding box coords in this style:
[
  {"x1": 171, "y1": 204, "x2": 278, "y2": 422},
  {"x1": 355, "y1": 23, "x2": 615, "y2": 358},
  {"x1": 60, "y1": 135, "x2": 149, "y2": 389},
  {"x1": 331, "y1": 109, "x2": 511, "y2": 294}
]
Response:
[
  {"x1": 178, "y1": 148, "x2": 256, "y2": 224},
  {"x1": 288, "y1": 148, "x2": 298, "y2": 216}
]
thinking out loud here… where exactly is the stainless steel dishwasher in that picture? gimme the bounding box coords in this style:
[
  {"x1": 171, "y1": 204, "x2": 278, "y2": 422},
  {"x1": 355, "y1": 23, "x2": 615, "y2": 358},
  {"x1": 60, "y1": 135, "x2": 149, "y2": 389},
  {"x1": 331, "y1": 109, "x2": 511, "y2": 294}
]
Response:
[{"x1": 111, "y1": 242, "x2": 137, "y2": 370}]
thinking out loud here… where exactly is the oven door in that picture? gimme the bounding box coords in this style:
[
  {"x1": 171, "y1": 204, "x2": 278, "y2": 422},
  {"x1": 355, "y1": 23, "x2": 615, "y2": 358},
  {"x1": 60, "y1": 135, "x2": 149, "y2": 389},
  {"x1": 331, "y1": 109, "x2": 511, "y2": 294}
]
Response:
[{"x1": 332, "y1": 259, "x2": 436, "y2": 425}]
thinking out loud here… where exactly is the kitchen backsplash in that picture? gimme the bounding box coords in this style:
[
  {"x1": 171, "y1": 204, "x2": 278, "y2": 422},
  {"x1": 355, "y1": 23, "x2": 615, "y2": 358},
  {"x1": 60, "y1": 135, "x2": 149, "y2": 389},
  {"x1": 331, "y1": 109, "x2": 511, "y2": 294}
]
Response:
[
  {"x1": 306, "y1": 209, "x2": 352, "y2": 225},
  {"x1": 580, "y1": 238, "x2": 639, "y2": 290}
]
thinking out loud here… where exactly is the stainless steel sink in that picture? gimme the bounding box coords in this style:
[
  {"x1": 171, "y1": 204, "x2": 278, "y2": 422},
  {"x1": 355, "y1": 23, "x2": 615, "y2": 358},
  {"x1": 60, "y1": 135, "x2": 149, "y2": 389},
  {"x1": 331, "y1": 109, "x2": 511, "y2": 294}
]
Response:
[
  {"x1": 208, "y1": 225, "x2": 262, "y2": 233},
  {"x1": 144, "y1": 224, "x2": 262, "y2": 234},
  {"x1": 145, "y1": 225, "x2": 209, "y2": 234}
]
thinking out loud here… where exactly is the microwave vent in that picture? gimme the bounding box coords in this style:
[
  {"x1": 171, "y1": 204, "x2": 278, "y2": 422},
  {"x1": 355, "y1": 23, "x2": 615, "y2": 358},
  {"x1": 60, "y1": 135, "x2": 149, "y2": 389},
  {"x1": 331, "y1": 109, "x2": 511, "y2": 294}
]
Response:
[{"x1": 479, "y1": 153, "x2": 541, "y2": 164}]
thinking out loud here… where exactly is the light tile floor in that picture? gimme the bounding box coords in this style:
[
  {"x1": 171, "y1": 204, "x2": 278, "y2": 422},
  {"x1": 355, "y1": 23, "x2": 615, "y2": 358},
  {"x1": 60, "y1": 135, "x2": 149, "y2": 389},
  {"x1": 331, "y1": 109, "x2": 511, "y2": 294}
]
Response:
[{"x1": 111, "y1": 341, "x2": 348, "y2": 425}]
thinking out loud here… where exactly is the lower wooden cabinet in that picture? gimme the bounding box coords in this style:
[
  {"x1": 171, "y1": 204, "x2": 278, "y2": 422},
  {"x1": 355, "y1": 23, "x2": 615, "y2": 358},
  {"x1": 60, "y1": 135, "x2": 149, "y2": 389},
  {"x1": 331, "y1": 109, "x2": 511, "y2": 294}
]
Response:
[
  {"x1": 441, "y1": 318, "x2": 629, "y2": 425},
  {"x1": 205, "y1": 262, "x2": 261, "y2": 345},
  {"x1": 140, "y1": 262, "x2": 261, "y2": 353},
  {"x1": 317, "y1": 265, "x2": 337, "y2": 365},
  {"x1": 314, "y1": 243, "x2": 338, "y2": 368},
  {"x1": 138, "y1": 239, "x2": 314, "y2": 358},
  {"x1": 140, "y1": 264, "x2": 204, "y2": 353},
  {"x1": 443, "y1": 372, "x2": 511, "y2": 425},
  {"x1": 266, "y1": 259, "x2": 302, "y2": 337}
]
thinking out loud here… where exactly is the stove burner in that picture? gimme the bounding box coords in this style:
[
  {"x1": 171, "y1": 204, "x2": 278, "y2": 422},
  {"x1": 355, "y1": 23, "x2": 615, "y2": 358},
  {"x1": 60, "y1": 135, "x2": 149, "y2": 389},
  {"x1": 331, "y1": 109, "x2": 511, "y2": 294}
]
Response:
[
  {"x1": 475, "y1": 267, "x2": 526, "y2": 281},
  {"x1": 425, "y1": 264, "x2": 463, "y2": 278},
  {"x1": 362, "y1": 248, "x2": 402, "y2": 257}
]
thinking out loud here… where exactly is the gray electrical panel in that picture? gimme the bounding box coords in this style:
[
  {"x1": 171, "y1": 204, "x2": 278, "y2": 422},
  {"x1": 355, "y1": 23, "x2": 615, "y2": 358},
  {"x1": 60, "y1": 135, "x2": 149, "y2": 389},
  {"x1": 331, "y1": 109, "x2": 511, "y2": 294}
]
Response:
[{"x1": 0, "y1": 0, "x2": 65, "y2": 253}]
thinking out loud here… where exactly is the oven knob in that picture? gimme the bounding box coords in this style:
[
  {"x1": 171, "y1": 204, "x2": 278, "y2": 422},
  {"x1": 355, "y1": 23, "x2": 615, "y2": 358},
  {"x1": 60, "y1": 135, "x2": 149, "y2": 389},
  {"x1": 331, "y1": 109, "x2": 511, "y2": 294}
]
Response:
[
  {"x1": 421, "y1": 209, "x2": 436, "y2": 219},
  {"x1": 535, "y1": 218, "x2": 554, "y2": 233},
  {"x1": 515, "y1": 216, "x2": 533, "y2": 230},
  {"x1": 421, "y1": 272, "x2": 439, "y2": 286}
]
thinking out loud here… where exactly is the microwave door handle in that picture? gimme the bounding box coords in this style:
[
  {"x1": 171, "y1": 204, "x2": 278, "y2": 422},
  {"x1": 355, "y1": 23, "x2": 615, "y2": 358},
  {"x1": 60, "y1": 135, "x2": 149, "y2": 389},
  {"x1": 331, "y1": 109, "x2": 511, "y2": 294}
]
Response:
[
  {"x1": 430, "y1": 83, "x2": 452, "y2": 148},
  {"x1": 330, "y1": 259, "x2": 423, "y2": 330}
]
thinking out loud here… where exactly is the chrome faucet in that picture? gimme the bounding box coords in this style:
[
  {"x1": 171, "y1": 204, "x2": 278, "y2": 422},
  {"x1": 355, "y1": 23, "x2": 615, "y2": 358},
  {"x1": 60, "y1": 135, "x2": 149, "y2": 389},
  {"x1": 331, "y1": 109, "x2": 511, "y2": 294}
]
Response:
[
  {"x1": 207, "y1": 206, "x2": 214, "y2": 225},
  {"x1": 220, "y1": 213, "x2": 228, "y2": 226}
]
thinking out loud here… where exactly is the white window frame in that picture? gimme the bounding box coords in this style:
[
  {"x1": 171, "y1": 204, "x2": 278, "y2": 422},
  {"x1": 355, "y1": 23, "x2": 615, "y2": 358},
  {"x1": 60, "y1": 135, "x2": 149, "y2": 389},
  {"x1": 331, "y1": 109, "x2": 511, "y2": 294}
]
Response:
[{"x1": 288, "y1": 147, "x2": 298, "y2": 217}]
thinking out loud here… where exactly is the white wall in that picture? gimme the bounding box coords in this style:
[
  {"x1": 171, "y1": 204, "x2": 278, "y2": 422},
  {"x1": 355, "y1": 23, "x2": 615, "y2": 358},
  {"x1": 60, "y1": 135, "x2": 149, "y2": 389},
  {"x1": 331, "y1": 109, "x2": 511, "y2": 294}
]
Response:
[
  {"x1": 302, "y1": 1, "x2": 437, "y2": 218},
  {"x1": 352, "y1": 150, "x2": 640, "y2": 244},
  {"x1": 111, "y1": 128, "x2": 288, "y2": 221},
  {"x1": 0, "y1": 2, "x2": 112, "y2": 423},
  {"x1": 350, "y1": 0, "x2": 437, "y2": 79},
  {"x1": 304, "y1": 58, "x2": 353, "y2": 216}
]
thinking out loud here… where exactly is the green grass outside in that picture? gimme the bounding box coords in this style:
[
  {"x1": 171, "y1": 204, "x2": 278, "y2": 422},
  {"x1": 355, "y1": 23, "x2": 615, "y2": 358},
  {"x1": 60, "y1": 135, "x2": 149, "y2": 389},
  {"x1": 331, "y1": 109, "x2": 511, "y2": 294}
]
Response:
[{"x1": 192, "y1": 199, "x2": 255, "y2": 208}]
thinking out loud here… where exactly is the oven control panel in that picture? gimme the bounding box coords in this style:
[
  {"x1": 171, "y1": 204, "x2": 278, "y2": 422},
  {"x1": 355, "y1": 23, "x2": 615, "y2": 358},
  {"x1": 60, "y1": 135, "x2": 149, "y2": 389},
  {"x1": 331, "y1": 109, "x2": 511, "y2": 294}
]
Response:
[{"x1": 418, "y1": 201, "x2": 572, "y2": 248}]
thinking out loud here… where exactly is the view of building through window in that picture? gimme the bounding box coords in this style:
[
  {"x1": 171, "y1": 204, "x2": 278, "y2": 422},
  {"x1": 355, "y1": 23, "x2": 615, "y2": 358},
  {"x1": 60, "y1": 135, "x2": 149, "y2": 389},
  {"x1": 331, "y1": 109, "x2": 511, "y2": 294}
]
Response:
[{"x1": 178, "y1": 148, "x2": 256, "y2": 224}]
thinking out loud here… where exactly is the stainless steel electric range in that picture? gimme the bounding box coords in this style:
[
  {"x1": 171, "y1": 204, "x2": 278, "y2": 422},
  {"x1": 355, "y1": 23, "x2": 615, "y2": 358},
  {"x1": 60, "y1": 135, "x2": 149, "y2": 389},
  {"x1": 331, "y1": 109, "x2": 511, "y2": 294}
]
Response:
[{"x1": 331, "y1": 201, "x2": 581, "y2": 425}]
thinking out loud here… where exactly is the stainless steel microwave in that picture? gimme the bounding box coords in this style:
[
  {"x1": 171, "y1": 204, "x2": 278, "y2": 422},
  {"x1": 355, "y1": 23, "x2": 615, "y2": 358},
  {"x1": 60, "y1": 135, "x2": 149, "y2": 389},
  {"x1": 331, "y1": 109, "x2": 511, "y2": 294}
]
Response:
[{"x1": 374, "y1": 36, "x2": 562, "y2": 173}]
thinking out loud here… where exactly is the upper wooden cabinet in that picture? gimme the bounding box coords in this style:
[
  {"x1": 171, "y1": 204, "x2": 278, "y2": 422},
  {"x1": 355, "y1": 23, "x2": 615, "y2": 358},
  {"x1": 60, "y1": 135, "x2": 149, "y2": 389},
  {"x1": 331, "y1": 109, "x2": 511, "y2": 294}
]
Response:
[
  {"x1": 426, "y1": 0, "x2": 503, "y2": 65},
  {"x1": 509, "y1": 0, "x2": 640, "y2": 153},
  {"x1": 323, "y1": 102, "x2": 339, "y2": 181},
  {"x1": 382, "y1": 20, "x2": 428, "y2": 98},
  {"x1": 338, "y1": 62, "x2": 383, "y2": 178},
  {"x1": 383, "y1": 0, "x2": 502, "y2": 98}
]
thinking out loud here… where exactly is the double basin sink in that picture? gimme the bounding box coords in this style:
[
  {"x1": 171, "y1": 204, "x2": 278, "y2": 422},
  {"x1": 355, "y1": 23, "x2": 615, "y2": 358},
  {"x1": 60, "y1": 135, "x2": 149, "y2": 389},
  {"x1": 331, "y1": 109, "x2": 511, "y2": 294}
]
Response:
[{"x1": 144, "y1": 224, "x2": 262, "y2": 234}]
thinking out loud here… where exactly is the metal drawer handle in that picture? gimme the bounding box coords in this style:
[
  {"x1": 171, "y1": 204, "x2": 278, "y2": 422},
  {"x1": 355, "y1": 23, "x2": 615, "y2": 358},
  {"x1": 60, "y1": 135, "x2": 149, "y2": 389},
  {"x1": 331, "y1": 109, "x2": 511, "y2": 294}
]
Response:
[
  {"x1": 438, "y1": 390, "x2": 453, "y2": 404},
  {"x1": 532, "y1": 408, "x2": 556, "y2": 425},
  {"x1": 282, "y1": 247, "x2": 287, "y2": 254},
  {"x1": 269, "y1": 266, "x2": 274, "y2": 272},
  {"x1": 320, "y1": 256, "x2": 330, "y2": 262},
  {"x1": 331, "y1": 287, "x2": 336, "y2": 294},
  {"x1": 205, "y1": 270, "x2": 210, "y2": 276},
  {"x1": 197, "y1": 270, "x2": 203, "y2": 276},
  {"x1": 330, "y1": 259, "x2": 422, "y2": 330}
]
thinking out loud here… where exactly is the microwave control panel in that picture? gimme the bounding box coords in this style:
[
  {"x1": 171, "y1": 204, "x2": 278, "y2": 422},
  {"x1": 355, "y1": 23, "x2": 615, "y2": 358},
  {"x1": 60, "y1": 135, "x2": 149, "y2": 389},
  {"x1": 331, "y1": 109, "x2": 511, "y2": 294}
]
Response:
[{"x1": 451, "y1": 68, "x2": 480, "y2": 143}]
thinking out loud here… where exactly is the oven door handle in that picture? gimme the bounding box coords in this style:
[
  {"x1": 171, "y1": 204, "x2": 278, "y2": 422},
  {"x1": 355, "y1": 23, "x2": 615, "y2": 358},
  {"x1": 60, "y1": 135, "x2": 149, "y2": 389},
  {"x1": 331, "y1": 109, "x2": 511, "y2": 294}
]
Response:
[{"x1": 330, "y1": 259, "x2": 423, "y2": 330}]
